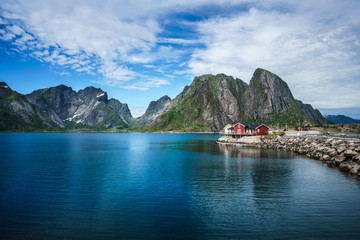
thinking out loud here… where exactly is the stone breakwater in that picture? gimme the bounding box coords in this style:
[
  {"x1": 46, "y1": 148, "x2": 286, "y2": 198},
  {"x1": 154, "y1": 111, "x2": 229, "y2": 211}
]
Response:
[
  {"x1": 217, "y1": 135, "x2": 360, "y2": 175},
  {"x1": 217, "y1": 135, "x2": 261, "y2": 144}
]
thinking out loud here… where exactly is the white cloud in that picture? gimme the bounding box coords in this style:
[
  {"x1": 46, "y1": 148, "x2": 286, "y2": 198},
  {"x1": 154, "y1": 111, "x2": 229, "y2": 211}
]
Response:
[
  {"x1": 0, "y1": 31, "x2": 16, "y2": 41},
  {"x1": 0, "y1": 0, "x2": 359, "y2": 109},
  {"x1": 158, "y1": 37, "x2": 200, "y2": 45},
  {"x1": 0, "y1": 0, "x2": 162, "y2": 83},
  {"x1": 6, "y1": 25, "x2": 25, "y2": 36},
  {"x1": 128, "y1": 106, "x2": 148, "y2": 118},
  {"x1": 188, "y1": 1, "x2": 360, "y2": 108},
  {"x1": 0, "y1": 0, "x2": 252, "y2": 84},
  {"x1": 98, "y1": 77, "x2": 170, "y2": 91}
]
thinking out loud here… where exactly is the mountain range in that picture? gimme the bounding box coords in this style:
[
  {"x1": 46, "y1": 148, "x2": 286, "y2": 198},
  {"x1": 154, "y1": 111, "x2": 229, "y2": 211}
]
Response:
[
  {"x1": 0, "y1": 68, "x2": 326, "y2": 132},
  {"x1": 325, "y1": 115, "x2": 360, "y2": 124},
  {"x1": 145, "y1": 68, "x2": 325, "y2": 131}
]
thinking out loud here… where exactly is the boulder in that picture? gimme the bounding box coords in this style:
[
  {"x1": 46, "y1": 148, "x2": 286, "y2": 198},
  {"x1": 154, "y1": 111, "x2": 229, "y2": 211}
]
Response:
[
  {"x1": 322, "y1": 155, "x2": 331, "y2": 161},
  {"x1": 329, "y1": 150, "x2": 338, "y2": 157},
  {"x1": 236, "y1": 136, "x2": 260, "y2": 144},
  {"x1": 354, "y1": 154, "x2": 360, "y2": 162},
  {"x1": 337, "y1": 146, "x2": 347, "y2": 154},
  {"x1": 339, "y1": 162, "x2": 350, "y2": 171},
  {"x1": 334, "y1": 156, "x2": 346, "y2": 165},
  {"x1": 344, "y1": 150, "x2": 358, "y2": 157},
  {"x1": 349, "y1": 164, "x2": 360, "y2": 174},
  {"x1": 217, "y1": 136, "x2": 227, "y2": 142}
]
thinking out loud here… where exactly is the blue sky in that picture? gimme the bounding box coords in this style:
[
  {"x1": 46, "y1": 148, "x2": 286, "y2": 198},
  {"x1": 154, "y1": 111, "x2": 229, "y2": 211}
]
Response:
[{"x1": 0, "y1": 0, "x2": 359, "y2": 117}]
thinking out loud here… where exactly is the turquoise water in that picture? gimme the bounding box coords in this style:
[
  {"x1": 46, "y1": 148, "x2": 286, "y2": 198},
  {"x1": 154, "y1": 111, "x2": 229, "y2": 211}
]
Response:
[{"x1": 0, "y1": 133, "x2": 360, "y2": 239}]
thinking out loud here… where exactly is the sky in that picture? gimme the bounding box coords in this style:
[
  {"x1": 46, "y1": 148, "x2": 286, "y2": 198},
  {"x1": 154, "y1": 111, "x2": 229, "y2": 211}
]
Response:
[{"x1": 0, "y1": 0, "x2": 359, "y2": 118}]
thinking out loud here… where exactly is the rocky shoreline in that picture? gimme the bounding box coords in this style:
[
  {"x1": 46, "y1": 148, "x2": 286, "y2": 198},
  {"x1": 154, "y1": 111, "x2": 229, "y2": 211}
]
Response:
[{"x1": 217, "y1": 135, "x2": 360, "y2": 176}]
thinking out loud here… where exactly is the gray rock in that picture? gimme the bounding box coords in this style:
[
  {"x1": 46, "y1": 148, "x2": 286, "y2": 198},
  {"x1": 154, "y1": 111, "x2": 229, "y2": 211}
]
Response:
[
  {"x1": 329, "y1": 150, "x2": 338, "y2": 157},
  {"x1": 344, "y1": 150, "x2": 358, "y2": 157},
  {"x1": 148, "y1": 68, "x2": 326, "y2": 132},
  {"x1": 337, "y1": 146, "x2": 347, "y2": 154},
  {"x1": 25, "y1": 85, "x2": 132, "y2": 129},
  {"x1": 339, "y1": 162, "x2": 351, "y2": 171},
  {"x1": 349, "y1": 164, "x2": 360, "y2": 174},
  {"x1": 354, "y1": 154, "x2": 360, "y2": 162},
  {"x1": 0, "y1": 83, "x2": 59, "y2": 130},
  {"x1": 137, "y1": 95, "x2": 172, "y2": 125}
]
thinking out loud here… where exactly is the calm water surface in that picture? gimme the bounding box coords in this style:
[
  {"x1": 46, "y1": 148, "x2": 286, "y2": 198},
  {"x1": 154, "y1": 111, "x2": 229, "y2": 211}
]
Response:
[{"x1": 0, "y1": 133, "x2": 360, "y2": 239}]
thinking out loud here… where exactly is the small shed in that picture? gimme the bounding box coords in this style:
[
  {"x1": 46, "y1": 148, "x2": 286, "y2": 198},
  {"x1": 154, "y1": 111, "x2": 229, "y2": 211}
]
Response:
[
  {"x1": 223, "y1": 124, "x2": 233, "y2": 134},
  {"x1": 254, "y1": 124, "x2": 270, "y2": 135}
]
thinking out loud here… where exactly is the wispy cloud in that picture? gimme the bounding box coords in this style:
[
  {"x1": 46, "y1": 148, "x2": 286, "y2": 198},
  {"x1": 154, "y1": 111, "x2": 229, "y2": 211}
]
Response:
[
  {"x1": 97, "y1": 77, "x2": 170, "y2": 91},
  {"x1": 188, "y1": 0, "x2": 360, "y2": 108},
  {"x1": 0, "y1": 0, "x2": 162, "y2": 86},
  {"x1": 0, "y1": 0, "x2": 359, "y2": 108}
]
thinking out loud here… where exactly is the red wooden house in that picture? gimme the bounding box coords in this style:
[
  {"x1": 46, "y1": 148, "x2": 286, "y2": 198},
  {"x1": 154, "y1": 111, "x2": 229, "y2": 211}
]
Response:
[
  {"x1": 255, "y1": 124, "x2": 270, "y2": 135},
  {"x1": 231, "y1": 123, "x2": 270, "y2": 135}
]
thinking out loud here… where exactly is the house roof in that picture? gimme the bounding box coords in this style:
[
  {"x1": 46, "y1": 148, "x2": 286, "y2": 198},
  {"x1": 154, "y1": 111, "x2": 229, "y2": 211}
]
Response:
[
  {"x1": 236, "y1": 123, "x2": 271, "y2": 130},
  {"x1": 242, "y1": 123, "x2": 260, "y2": 129},
  {"x1": 255, "y1": 124, "x2": 271, "y2": 130}
]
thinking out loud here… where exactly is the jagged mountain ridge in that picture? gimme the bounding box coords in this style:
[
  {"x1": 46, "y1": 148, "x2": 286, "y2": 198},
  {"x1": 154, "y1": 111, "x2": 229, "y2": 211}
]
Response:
[
  {"x1": 147, "y1": 68, "x2": 326, "y2": 132},
  {"x1": 25, "y1": 85, "x2": 132, "y2": 129},
  {"x1": 0, "y1": 82, "x2": 132, "y2": 131},
  {"x1": 147, "y1": 73, "x2": 249, "y2": 131},
  {"x1": 135, "y1": 95, "x2": 172, "y2": 125},
  {"x1": 0, "y1": 68, "x2": 326, "y2": 132},
  {"x1": 0, "y1": 82, "x2": 59, "y2": 131}
]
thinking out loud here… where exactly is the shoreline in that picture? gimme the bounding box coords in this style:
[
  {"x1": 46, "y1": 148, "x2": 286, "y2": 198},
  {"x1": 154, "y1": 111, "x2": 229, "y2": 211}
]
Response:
[
  {"x1": 0, "y1": 131, "x2": 219, "y2": 134},
  {"x1": 217, "y1": 135, "x2": 360, "y2": 176}
]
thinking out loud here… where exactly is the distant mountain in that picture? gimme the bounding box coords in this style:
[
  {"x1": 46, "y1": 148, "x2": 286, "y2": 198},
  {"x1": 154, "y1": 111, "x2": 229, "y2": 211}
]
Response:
[
  {"x1": 0, "y1": 82, "x2": 59, "y2": 131},
  {"x1": 146, "y1": 68, "x2": 325, "y2": 132},
  {"x1": 319, "y1": 107, "x2": 360, "y2": 120},
  {"x1": 326, "y1": 115, "x2": 360, "y2": 124},
  {"x1": 0, "y1": 68, "x2": 327, "y2": 132},
  {"x1": 25, "y1": 85, "x2": 132, "y2": 130},
  {"x1": 0, "y1": 82, "x2": 132, "y2": 131},
  {"x1": 135, "y1": 95, "x2": 171, "y2": 126}
]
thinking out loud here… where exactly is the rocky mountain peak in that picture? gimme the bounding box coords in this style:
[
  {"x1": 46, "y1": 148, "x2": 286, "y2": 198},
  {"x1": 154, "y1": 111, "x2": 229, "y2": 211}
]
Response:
[
  {"x1": 0, "y1": 82, "x2": 10, "y2": 89},
  {"x1": 147, "y1": 68, "x2": 326, "y2": 132},
  {"x1": 0, "y1": 82, "x2": 13, "y2": 99},
  {"x1": 137, "y1": 95, "x2": 172, "y2": 125},
  {"x1": 245, "y1": 68, "x2": 295, "y2": 121},
  {"x1": 22, "y1": 84, "x2": 130, "y2": 129},
  {"x1": 78, "y1": 87, "x2": 108, "y2": 103},
  {"x1": 250, "y1": 68, "x2": 293, "y2": 98}
]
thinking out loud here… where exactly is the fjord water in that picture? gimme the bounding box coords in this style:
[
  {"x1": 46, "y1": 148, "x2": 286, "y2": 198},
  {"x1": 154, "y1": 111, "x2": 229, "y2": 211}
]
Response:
[{"x1": 1, "y1": 133, "x2": 360, "y2": 240}]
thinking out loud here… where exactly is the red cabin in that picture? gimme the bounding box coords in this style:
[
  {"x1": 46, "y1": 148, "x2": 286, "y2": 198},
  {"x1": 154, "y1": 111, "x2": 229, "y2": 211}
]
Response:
[
  {"x1": 255, "y1": 124, "x2": 270, "y2": 135},
  {"x1": 230, "y1": 123, "x2": 270, "y2": 135},
  {"x1": 234, "y1": 123, "x2": 245, "y2": 134}
]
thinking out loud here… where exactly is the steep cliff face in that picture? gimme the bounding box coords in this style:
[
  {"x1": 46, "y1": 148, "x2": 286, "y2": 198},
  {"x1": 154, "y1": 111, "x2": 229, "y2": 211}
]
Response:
[
  {"x1": 245, "y1": 68, "x2": 295, "y2": 121},
  {"x1": 0, "y1": 82, "x2": 58, "y2": 131},
  {"x1": 148, "y1": 68, "x2": 325, "y2": 132},
  {"x1": 148, "y1": 74, "x2": 248, "y2": 131},
  {"x1": 243, "y1": 69, "x2": 325, "y2": 127},
  {"x1": 0, "y1": 68, "x2": 326, "y2": 132},
  {"x1": 137, "y1": 95, "x2": 171, "y2": 125},
  {"x1": 25, "y1": 85, "x2": 132, "y2": 129},
  {"x1": 298, "y1": 100, "x2": 326, "y2": 125}
]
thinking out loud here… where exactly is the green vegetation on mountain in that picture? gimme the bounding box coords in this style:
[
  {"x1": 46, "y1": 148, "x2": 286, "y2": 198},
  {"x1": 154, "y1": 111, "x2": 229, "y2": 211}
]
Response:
[
  {"x1": 145, "y1": 69, "x2": 325, "y2": 132},
  {"x1": 0, "y1": 68, "x2": 326, "y2": 132}
]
